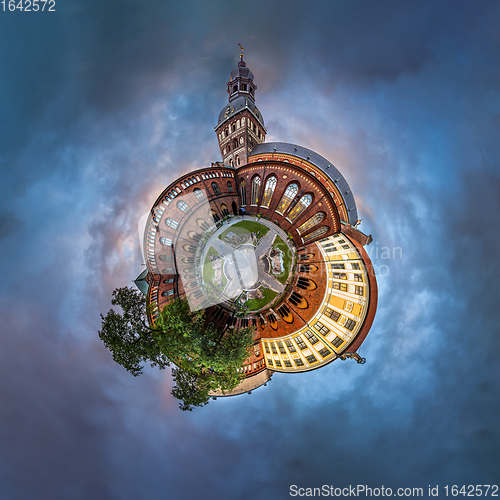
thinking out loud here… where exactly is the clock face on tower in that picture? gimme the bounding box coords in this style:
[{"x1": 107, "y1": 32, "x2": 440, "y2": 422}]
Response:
[
  {"x1": 254, "y1": 108, "x2": 261, "y2": 120},
  {"x1": 225, "y1": 106, "x2": 234, "y2": 118}
]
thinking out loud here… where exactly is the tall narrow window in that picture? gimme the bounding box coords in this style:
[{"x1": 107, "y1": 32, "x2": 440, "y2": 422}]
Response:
[
  {"x1": 221, "y1": 204, "x2": 229, "y2": 217},
  {"x1": 177, "y1": 200, "x2": 189, "y2": 213},
  {"x1": 261, "y1": 176, "x2": 277, "y2": 208},
  {"x1": 251, "y1": 176, "x2": 261, "y2": 205},
  {"x1": 297, "y1": 212, "x2": 325, "y2": 234},
  {"x1": 227, "y1": 181, "x2": 233, "y2": 192},
  {"x1": 276, "y1": 183, "x2": 298, "y2": 214},
  {"x1": 303, "y1": 226, "x2": 328, "y2": 242},
  {"x1": 287, "y1": 194, "x2": 312, "y2": 222},
  {"x1": 240, "y1": 178, "x2": 246, "y2": 205},
  {"x1": 211, "y1": 182, "x2": 220, "y2": 195}
]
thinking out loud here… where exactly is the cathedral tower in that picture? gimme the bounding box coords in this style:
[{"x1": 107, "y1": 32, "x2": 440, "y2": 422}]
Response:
[{"x1": 215, "y1": 54, "x2": 266, "y2": 167}]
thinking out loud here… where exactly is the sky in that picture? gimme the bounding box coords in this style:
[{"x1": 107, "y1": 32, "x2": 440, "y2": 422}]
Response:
[{"x1": 0, "y1": 0, "x2": 499, "y2": 498}]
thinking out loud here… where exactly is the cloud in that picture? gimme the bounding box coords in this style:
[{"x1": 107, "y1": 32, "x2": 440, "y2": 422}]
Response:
[{"x1": 0, "y1": 0, "x2": 498, "y2": 498}]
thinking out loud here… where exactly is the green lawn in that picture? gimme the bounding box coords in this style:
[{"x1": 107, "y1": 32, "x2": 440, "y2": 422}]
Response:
[
  {"x1": 202, "y1": 246, "x2": 227, "y2": 291},
  {"x1": 272, "y1": 235, "x2": 293, "y2": 284},
  {"x1": 218, "y1": 220, "x2": 270, "y2": 242},
  {"x1": 241, "y1": 287, "x2": 279, "y2": 311}
]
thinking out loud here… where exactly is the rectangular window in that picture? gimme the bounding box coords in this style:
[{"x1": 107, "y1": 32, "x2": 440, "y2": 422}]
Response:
[
  {"x1": 267, "y1": 358, "x2": 273, "y2": 366},
  {"x1": 333, "y1": 273, "x2": 347, "y2": 280},
  {"x1": 354, "y1": 274, "x2": 363, "y2": 282},
  {"x1": 342, "y1": 244, "x2": 350, "y2": 250},
  {"x1": 285, "y1": 339, "x2": 296, "y2": 353},
  {"x1": 294, "y1": 358, "x2": 304, "y2": 367},
  {"x1": 294, "y1": 336, "x2": 308, "y2": 350},
  {"x1": 344, "y1": 318, "x2": 356, "y2": 331},
  {"x1": 265, "y1": 343, "x2": 270, "y2": 354},
  {"x1": 325, "y1": 247, "x2": 337, "y2": 253},
  {"x1": 318, "y1": 347, "x2": 332, "y2": 358},
  {"x1": 306, "y1": 354, "x2": 317, "y2": 364},
  {"x1": 322, "y1": 243, "x2": 335, "y2": 248},
  {"x1": 314, "y1": 321, "x2": 330, "y2": 335},
  {"x1": 324, "y1": 307, "x2": 340, "y2": 322},
  {"x1": 331, "y1": 263, "x2": 345, "y2": 269},
  {"x1": 284, "y1": 360, "x2": 292, "y2": 368},
  {"x1": 270, "y1": 343, "x2": 278, "y2": 354},
  {"x1": 277, "y1": 341, "x2": 286, "y2": 355},
  {"x1": 332, "y1": 336, "x2": 344, "y2": 348},
  {"x1": 355, "y1": 286, "x2": 364, "y2": 296},
  {"x1": 333, "y1": 282, "x2": 348, "y2": 292},
  {"x1": 351, "y1": 263, "x2": 361, "y2": 270},
  {"x1": 304, "y1": 330, "x2": 319, "y2": 345},
  {"x1": 338, "y1": 239, "x2": 346, "y2": 243},
  {"x1": 275, "y1": 360, "x2": 282, "y2": 368}
]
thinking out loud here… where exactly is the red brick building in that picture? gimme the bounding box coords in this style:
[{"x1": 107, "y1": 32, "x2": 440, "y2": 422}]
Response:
[{"x1": 138, "y1": 55, "x2": 378, "y2": 396}]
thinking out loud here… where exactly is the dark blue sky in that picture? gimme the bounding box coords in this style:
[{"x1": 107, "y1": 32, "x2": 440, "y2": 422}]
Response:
[{"x1": 0, "y1": 1, "x2": 499, "y2": 499}]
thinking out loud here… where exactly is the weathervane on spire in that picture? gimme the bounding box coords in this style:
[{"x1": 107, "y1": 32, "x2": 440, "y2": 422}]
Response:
[{"x1": 238, "y1": 43, "x2": 244, "y2": 59}]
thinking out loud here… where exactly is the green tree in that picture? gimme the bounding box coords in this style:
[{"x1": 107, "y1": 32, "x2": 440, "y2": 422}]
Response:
[
  {"x1": 99, "y1": 286, "x2": 255, "y2": 410},
  {"x1": 99, "y1": 287, "x2": 169, "y2": 377}
]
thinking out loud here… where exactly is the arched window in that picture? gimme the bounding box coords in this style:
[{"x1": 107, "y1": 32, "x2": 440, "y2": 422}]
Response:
[
  {"x1": 160, "y1": 237, "x2": 172, "y2": 246},
  {"x1": 287, "y1": 194, "x2": 312, "y2": 222},
  {"x1": 227, "y1": 181, "x2": 233, "y2": 192},
  {"x1": 251, "y1": 176, "x2": 261, "y2": 205},
  {"x1": 233, "y1": 139, "x2": 238, "y2": 149},
  {"x1": 196, "y1": 218, "x2": 210, "y2": 231},
  {"x1": 240, "y1": 179, "x2": 246, "y2": 206},
  {"x1": 261, "y1": 176, "x2": 277, "y2": 208},
  {"x1": 297, "y1": 212, "x2": 325, "y2": 234},
  {"x1": 211, "y1": 209, "x2": 220, "y2": 223},
  {"x1": 276, "y1": 183, "x2": 298, "y2": 214},
  {"x1": 303, "y1": 226, "x2": 328, "y2": 242},
  {"x1": 237, "y1": 119, "x2": 240, "y2": 129},
  {"x1": 211, "y1": 182, "x2": 220, "y2": 195},
  {"x1": 236, "y1": 155, "x2": 240, "y2": 166},
  {"x1": 230, "y1": 159, "x2": 234, "y2": 167},
  {"x1": 193, "y1": 188, "x2": 203, "y2": 199},
  {"x1": 165, "y1": 218, "x2": 178, "y2": 229},
  {"x1": 221, "y1": 204, "x2": 229, "y2": 217},
  {"x1": 177, "y1": 200, "x2": 189, "y2": 213}
]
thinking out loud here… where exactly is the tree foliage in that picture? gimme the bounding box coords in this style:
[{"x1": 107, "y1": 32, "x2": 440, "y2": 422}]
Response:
[{"x1": 99, "y1": 286, "x2": 255, "y2": 410}]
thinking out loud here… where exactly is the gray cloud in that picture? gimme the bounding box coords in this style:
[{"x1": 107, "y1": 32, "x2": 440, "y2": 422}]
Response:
[{"x1": 0, "y1": 0, "x2": 498, "y2": 498}]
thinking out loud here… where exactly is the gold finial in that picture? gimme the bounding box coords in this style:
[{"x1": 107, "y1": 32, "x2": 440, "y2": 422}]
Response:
[{"x1": 238, "y1": 43, "x2": 244, "y2": 58}]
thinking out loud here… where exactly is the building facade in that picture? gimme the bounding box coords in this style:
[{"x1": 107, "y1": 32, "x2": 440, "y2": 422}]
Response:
[{"x1": 138, "y1": 55, "x2": 378, "y2": 396}]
